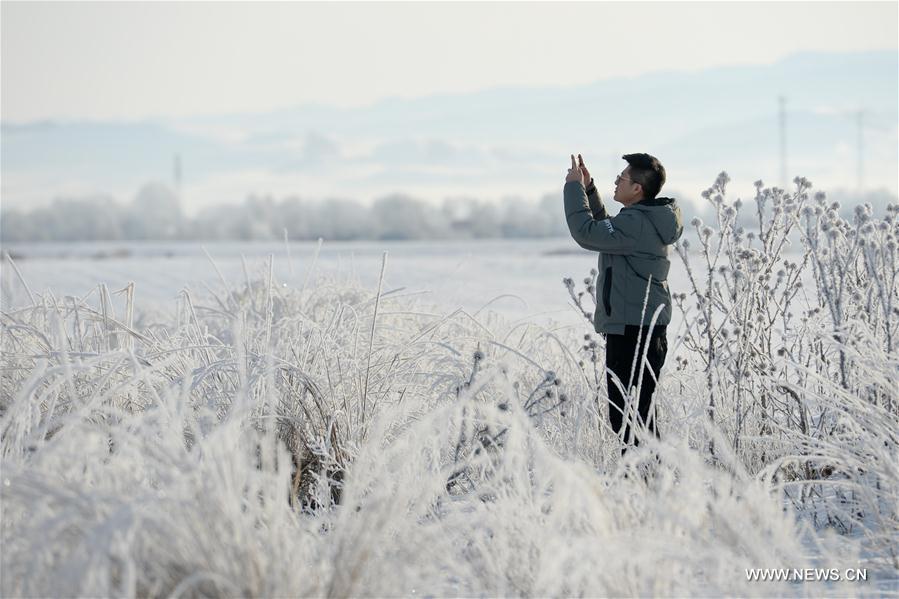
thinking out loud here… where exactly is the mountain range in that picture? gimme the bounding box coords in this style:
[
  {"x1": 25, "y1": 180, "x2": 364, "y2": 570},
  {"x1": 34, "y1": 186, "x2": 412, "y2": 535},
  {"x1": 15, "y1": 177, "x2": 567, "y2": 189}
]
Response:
[{"x1": 2, "y1": 49, "x2": 896, "y2": 215}]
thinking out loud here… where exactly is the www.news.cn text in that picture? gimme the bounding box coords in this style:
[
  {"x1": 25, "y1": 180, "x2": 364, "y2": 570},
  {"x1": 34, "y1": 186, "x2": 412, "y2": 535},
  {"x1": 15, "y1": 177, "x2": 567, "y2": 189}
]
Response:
[{"x1": 746, "y1": 568, "x2": 867, "y2": 582}]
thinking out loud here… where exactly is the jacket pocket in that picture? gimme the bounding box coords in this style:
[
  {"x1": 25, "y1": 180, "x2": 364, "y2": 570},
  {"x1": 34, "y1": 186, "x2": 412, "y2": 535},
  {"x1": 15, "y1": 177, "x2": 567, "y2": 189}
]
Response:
[{"x1": 602, "y1": 266, "x2": 612, "y2": 316}]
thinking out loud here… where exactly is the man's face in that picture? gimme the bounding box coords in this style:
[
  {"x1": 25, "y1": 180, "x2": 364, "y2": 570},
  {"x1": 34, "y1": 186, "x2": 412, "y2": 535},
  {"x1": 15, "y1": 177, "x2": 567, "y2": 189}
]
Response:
[{"x1": 613, "y1": 166, "x2": 643, "y2": 206}]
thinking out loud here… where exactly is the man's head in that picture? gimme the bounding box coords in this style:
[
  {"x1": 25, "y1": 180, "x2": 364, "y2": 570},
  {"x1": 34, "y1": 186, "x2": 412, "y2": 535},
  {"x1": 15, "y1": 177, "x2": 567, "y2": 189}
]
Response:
[{"x1": 613, "y1": 153, "x2": 666, "y2": 206}]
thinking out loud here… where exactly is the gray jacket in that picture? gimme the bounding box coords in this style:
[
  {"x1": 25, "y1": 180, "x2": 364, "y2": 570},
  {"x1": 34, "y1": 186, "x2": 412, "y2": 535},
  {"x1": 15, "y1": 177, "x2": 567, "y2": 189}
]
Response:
[{"x1": 563, "y1": 180, "x2": 683, "y2": 334}]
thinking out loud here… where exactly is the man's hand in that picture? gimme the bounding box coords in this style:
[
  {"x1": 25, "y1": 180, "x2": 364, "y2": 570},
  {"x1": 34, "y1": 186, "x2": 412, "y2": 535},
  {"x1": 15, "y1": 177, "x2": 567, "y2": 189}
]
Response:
[
  {"x1": 578, "y1": 154, "x2": 593, "y2": 187},
  {"x1": 565, "y1": 154, "x2": 584, "y2": 185}
]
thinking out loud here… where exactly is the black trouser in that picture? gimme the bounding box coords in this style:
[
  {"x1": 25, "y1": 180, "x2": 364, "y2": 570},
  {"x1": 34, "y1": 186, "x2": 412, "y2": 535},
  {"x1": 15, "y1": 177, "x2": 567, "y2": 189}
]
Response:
[{"x1": 604, "y1": 325, "x2": 667, "y2": 455}]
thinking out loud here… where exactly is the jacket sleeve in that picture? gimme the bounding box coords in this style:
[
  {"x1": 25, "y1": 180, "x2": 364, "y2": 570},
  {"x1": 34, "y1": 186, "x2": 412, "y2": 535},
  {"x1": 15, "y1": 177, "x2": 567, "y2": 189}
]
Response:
[
  {"x1": 586, "y1": 180, "x2": 609, "y2": 220},
  {"x1": 564, "y1": 180, "x2": 642, "y2": 254}
]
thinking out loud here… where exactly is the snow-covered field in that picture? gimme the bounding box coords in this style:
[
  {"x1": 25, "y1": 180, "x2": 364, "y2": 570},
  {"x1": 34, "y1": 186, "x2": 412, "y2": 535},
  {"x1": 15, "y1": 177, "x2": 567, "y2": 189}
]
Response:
[
  {"x1": 1, "y1": 179, "x2": 897, "y2": 596},
  {"x1": 1, "y1": 238, "x2": 638, "y2": 327}
]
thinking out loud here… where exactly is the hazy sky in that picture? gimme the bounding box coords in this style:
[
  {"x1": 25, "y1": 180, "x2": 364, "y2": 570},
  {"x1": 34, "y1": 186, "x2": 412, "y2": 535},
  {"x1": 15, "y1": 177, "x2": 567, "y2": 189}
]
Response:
[{"x1": 2, "y1": 1, "x2": 897, "y2": 123}]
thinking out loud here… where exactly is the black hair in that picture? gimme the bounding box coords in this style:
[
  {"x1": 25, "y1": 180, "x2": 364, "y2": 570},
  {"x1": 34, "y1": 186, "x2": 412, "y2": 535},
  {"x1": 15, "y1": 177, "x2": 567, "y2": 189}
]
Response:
[{"x1": 622, "y1": 153, "x2": 666, "y2": 200}]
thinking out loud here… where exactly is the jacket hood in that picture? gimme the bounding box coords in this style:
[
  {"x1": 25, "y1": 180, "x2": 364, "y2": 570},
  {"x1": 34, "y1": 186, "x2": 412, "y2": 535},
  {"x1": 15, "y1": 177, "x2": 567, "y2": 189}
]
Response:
[{"x1": 630, "y1": 196, "x2": 683, "y2": 245}]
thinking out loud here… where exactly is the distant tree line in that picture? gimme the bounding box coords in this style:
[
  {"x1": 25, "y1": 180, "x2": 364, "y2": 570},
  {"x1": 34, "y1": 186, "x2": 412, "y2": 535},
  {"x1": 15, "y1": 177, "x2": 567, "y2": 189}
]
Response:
[
  {"x1": 1, "y1": 181, "x2": 895, "y2": 243},
  {"x1": 0, "y1": 182, "x2": 571, "y2": 242}
]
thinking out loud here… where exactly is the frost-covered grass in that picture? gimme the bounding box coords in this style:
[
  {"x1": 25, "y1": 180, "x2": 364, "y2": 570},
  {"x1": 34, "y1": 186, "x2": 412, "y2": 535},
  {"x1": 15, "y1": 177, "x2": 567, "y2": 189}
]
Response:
[
  {"x1": 1, "y1": 176, "x2": 897, "y2": 597},
  {"x1": 671, "y1": 176, "x2": 899, "y2": 567}
]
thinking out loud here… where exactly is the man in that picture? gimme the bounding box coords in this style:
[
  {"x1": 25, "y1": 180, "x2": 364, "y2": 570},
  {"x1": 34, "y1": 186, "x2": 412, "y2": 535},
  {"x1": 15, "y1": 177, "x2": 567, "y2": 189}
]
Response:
[{"x1": 563, "y1": 153, "x2": 682, "y2": 456}]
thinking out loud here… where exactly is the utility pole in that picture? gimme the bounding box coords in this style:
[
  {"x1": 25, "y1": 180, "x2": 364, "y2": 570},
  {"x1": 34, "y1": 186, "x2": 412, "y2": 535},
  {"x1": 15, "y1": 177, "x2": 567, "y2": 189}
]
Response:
[
  {"x1": 173, "y1": 153, "x2": 182, "y2": 207},
  {"x1": 778, "y1": 96, "x2": 787, "y2": 189},
  {"x1": 856, "y1": 110, "x2": 864, "y2": 191},
  {"x1": 840, "y1": 107, "x2": 887, "y2": 192}
]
